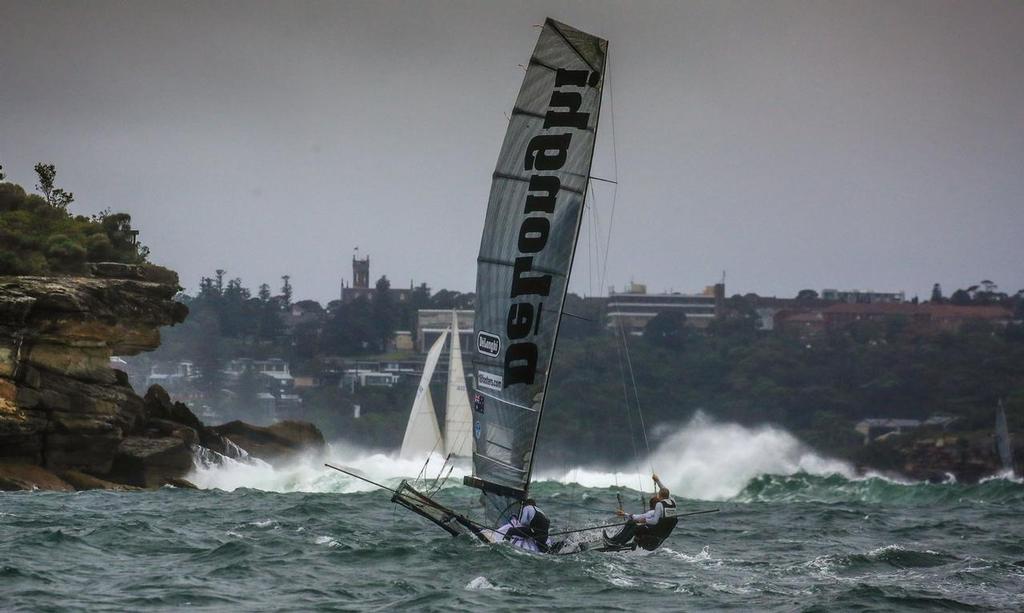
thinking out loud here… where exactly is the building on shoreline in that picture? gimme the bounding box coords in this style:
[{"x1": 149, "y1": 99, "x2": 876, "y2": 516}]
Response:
[
  {"x1": 605, "y1": 282, "x2": 725, "y2": 334},
  {"x1": 821, "y1": 288, "x2": 906, "y2": 304},
  {"x1": 776, "y1": 303, "x2": 1014, "y2": 339},
  {"x1": 416, "y1": 309, "x2": 473, "y2": 352}
]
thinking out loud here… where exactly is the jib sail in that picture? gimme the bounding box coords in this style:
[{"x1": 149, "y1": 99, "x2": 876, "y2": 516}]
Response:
[
  {"x1": 996, "y1": 400, "x2": 1014, "y2": 474},
  {"x1": 399, "y1": 329, "x2": 448, "y2": 460},
  {"x1": 466, "y1": 18, "x2": 607, "y2": 525}
]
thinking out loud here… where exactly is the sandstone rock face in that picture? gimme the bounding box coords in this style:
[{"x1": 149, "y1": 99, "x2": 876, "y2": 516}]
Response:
[
  {"x1": 109, "y1": 436, "x2": 194, "y2": 488},
  {"x1": 0, "y1": 266, "x2": 195, "y2": 488},
  {"x1": 59, "y1": 469, "x2": 140, "y2": 491},
  {"x1": 0, "y1": 265, "x2": 325, "y2": 491},
  {"x1": 0, "y1": 462, "x2": 74, "y2": 491},
  {"x1": 212, "y1": 420, "x2": 326, "y2": 464}
]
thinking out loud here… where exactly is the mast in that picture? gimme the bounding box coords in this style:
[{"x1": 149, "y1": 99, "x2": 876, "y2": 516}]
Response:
[{"x1": 466, "y1": 18, "x2": 608, "y2": 525}]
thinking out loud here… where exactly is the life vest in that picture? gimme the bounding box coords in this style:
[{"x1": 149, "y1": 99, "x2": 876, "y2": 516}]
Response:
[
  {"x1": 647, "y1": 499, "x2": 679, "y2": 540},
  {"x1": 524, "y1": 505, "x2": 550, "y2": 543}
]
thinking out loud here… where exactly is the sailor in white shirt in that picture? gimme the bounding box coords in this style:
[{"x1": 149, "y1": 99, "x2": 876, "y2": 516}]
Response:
[
  {"x1": 606, "y1": 474, "x2": 679, "y2": 549},
  {"x1": 497, "y1": 498, "x2": 551, "y2": 552}
]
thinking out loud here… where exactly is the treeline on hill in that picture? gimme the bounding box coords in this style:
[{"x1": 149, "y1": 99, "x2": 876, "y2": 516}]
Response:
[
  {"x1": 0, "y1": 164, "x2": 149, "y2": 274},
  {"x1": 148, "y1": 266, "x2": 1024, "y2": 465},
  {"x1": 152, "y1": 271, "x2": 473, "y2": 395},
  {"x1": 541, "y1": 293, "x2": 1024, "y2": 467}
]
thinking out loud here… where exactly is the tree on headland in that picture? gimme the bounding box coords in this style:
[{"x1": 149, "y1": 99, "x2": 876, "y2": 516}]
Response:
[
  {"x1": 796, "y1": 289, "x2": 819, "y2": 302},
  {"x1": 950, "y1": 289, "x2": 972, "y2": 305},
  {"x1": 644, "y1": 310, "x2": 688, "y2": 348},
  {"x1": 0, "y1": 164, "x2": 149, "y2": 274},
  {"x1": 281, "y1": 275, "x2": 293, "y2": 307},
  {"x1": 34, "y1": 163, "x2": 75, "y2": 211},
  {"x1": 930, "y1": 283, "x2": 944, "y2": 303},
  {"x1": 322, "y1": 296, "x2": 375, "y2": 355}
]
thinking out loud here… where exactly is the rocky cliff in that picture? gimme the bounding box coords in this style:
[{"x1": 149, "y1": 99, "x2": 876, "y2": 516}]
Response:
[{"x1": 0, "y1": 264, "x2": 322, "y2": 491}]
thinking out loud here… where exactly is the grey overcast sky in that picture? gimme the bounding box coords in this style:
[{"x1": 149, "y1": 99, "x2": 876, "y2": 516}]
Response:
[{"x1": 2, "y1": 0, "x2": 1022, "y2": 303}]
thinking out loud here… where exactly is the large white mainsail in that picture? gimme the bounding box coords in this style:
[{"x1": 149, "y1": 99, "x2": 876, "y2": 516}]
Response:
[
  {"x1": 399, "y1": 329, "x2": 449, "y2": 460},
  {"x1": 465, "y1": 18, "x2": 608, "y2": 525},
  {"x1": 444, "y1": 311, "x2": 473, "y2": 456}
]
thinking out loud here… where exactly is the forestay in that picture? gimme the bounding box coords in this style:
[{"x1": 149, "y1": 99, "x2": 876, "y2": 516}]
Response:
[{"x1": 467, "y1": 18, "x2": 607, "y2": 525}]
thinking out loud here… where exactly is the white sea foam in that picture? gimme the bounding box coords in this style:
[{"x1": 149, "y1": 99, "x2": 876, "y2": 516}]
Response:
[
  {"x1": 979, "y1": 470, "x2": 1023, "y2": 484},
  {"x1": 668, "y1": 544, "x2": 715, "y2": 564},
  {"x1": 314, "y1": 535, "x2": 341, "y2": 548},
  {"x1": 186, "y1": 412, "x2": 851, "y2": 499},
  {"x1": 465, "y1": 576, "x2": 508, "y2": 591},
  {"x1": 186, "y1": 441, "x2": 469, "y2": 494},
  {"x1": 538, "y1": 412, "x2": 853, "y2": 500}
]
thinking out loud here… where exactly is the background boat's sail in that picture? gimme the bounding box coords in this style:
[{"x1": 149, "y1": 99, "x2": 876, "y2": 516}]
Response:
[
  {"x1": 445, "y1": 311, "x2": 473, "y2": 457},
  {"x1": 469, "y1": 18, "x2": 607, "y2": 524},
  {"x1": 400, "y1": 330, "x2": 449, "y2": 459},
  {"x1": 995, "y1": 400, "x2": 1014, "y2": 473}
]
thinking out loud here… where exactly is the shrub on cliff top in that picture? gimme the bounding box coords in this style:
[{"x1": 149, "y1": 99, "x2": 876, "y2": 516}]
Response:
[{"x1": 0, "y1": 164, "x2": 149, "y2": 275}]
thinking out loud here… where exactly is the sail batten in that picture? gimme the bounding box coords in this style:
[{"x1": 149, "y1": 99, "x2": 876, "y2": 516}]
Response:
[{"x1": 469, "y1": 17, "x2": 607, "y2": 525}]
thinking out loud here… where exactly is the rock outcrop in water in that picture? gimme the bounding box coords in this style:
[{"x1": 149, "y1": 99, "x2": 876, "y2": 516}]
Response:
[
  {"x1": 0, "y1": 264, "x2": 322, "y2": 491},
  {"x1": 211, "y1": 420, "x2": 325, "y2": 463}
]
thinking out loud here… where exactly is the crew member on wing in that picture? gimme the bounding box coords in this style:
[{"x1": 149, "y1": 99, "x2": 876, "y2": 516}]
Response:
[
  {"x1": 607, "y1": 474, "x2": 679, "y2": 550},
  {"x1": 502, "y1": 498, "x2": 551, "y2": 553}
]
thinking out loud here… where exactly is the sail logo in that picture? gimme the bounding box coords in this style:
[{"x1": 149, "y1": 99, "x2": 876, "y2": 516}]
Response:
[
  {"x1": 503, "y1": 67, "x2": 599, "y2": 388},
  {"x1": 477, "y1": 331, "x2": 501, "y2": 357},
  {"x1": 477, "y1": 370, "x2": 504, "y2": 391}
]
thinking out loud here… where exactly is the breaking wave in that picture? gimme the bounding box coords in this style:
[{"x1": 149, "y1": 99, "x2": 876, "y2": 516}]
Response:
[
  {"x1": 187, "y1": 444, "x2": 470, "y2": 494},
  {"x1": 539, "y1": 412, "x2": 853, "y2": 500},
  {"x1": 184, "y1": 413, "x2": 1021, "y2": 505},
  {"x1": 186, "y1": 413, "x2": 855, "y2": 500}
]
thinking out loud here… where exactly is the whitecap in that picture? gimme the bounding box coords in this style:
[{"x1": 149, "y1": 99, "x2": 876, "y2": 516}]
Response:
[
  {"x1": 867, "y1": 544, "x2": 904, "y2": 558},
  {"x1": 465, "y1": 576, "x2": 508, "y2": 591},
  {"x1": 314, "y1": 535, "x2": 341, "y2": 548}
]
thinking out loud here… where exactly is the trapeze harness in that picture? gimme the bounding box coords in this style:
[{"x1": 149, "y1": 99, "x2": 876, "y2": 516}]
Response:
[
  {"x1": 506, "y1": 504, "x2": 550, "y2": 551},
  {"x1": 636, "y1": 497, "x2": 678, "y2": 550}
]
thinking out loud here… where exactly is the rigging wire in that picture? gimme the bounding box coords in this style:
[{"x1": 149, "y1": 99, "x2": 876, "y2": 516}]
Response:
[
  {"x1": 591, "y1": 54, "x2": 654, "y2": 500},
  {"x1": 612, "y1": 310, "x2": 645, "y2": 497},
  {"x1": 617, "y1": 318, "x2": 654, "y2": 468}
]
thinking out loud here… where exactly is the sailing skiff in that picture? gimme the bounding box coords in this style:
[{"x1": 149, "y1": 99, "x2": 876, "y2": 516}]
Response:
[{"x1": 387, "y1": 18, "x2": 624, "y2": 554}]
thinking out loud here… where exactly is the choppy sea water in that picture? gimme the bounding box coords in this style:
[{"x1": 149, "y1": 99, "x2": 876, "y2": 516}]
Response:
[{"x1": 3, "y1": 419, "x2": 1023, "y2": 611}]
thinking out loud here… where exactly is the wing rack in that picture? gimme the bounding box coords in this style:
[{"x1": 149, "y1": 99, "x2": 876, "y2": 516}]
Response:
[{"x1": 391, "y1": 480, "x2": 491, "y2": 542}]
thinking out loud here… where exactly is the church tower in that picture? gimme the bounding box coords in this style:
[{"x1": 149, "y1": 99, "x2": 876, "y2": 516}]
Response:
[{"x1": 352, "y1": 253, "x2": 370, "y2": 289}]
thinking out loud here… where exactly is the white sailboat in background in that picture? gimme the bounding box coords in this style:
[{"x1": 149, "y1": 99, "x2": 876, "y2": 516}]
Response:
[
  {"x1": 995, "y1": 399, "x2": 1015, "y2": 477},
  {"x1": 444, "y1": 313, "x2": 473, "y2": 457},
  {"x1": 399, "y1": 311, "x2": 472, "y2": 460}
]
